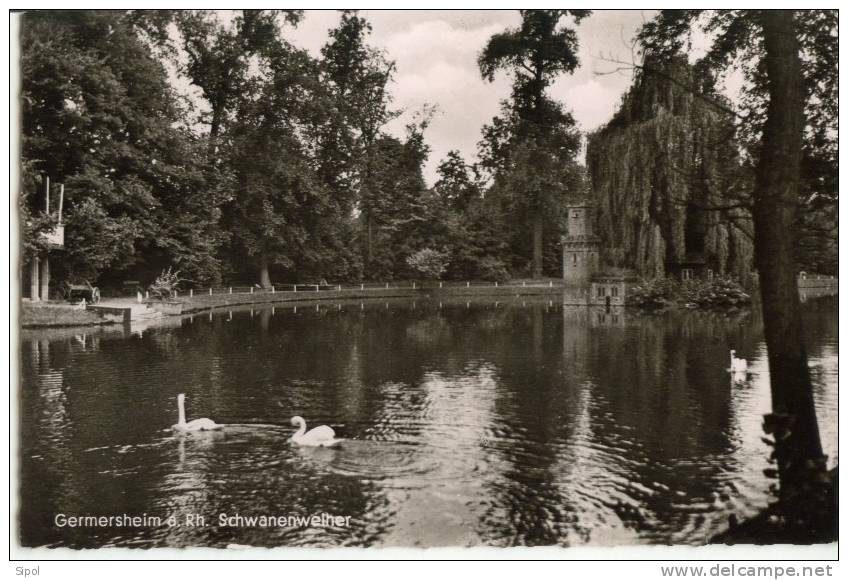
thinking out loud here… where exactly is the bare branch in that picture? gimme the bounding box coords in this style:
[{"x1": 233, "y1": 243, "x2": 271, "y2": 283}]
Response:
[
  {"x1": 519, "y1": 62, "x2": 536, "y2": 77},
  {"x1": 593, "y1": 54, "x2": 744, "y2": 120}
]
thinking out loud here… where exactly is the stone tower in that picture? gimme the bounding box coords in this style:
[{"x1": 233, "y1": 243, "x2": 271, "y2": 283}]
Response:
[{"x1": 562, "y1": 204, "x2": 600, "y2": 286}]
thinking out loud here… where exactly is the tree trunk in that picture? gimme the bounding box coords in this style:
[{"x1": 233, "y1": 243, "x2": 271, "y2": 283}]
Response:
[
  {"x1": 258, "y1": 257, "x2": 271, "y2": 289},
  {"x1": 753, "y1": 10, "x2": 828, "y2": 527},
  {"x1": 366, "y1": 213, "x2": 373, "y2": 267},
  {"x1": 530, "y1": 60, "x2": 545, "y2": 280},
  {"x1": 210, "y1": 103, "x2": 223, "y2": 143},
  {"x1": 532, "y1": 209, "x2": 544, "y2": 278},
  {"x1": 361, "y1": 157, "x2": 375, "y2": 272}
]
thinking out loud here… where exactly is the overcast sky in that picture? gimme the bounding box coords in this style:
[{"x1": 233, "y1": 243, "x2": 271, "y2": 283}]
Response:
[
  {"x1": 280, "y1": 10, "x2": 655, "y2": 184},
  {"x1": 167, "y1": 10, "x2": 655, "y2": 183}
]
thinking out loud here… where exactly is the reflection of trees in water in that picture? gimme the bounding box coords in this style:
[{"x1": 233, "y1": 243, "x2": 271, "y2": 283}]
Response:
[
  {"x1": 21, "y1": 333, "x2": 162, "y2": 547},
  {"x1": 301, "y1": 302, "x2": 573, "y2": 546},
  {"x1": 553, "y1": 307, "x2": 634, "y2": 545},
  {"x1": 378, "y1": 365, "x2": 498, "y2": 547},
  {"x1": 345, "y1": 303, "x2": 581, "y2": 546},
  {"x1": 404, "y1": 315, "x2": 452, "y2": 346},
  {"x1": 157, "y1": 307, "x2": 423, "y2": 546},
  {"x1": 19, "y1": 332, "x2": 179, "y2": 547},
  {"x1": 19, "y1": 338, "x2": 71, "y2": 546},
  {"x1": 468, "y1": 305, "x2": 589, "y2": 546},
  {"x1": 581, "y1": 308, "x2": 765, "y2": 542},
  {"x1": 20, "y1": 320, "x2": 386, "y2": 547},
  {"x1": 454, "y1": 305, "x2": 767, "y2": 546},
  {"x1": 795, "y1": 296, "x2": 838, "y2": 466},
  {"x1": 18, "y1": 297, "x2": 837, "y2": 547}
]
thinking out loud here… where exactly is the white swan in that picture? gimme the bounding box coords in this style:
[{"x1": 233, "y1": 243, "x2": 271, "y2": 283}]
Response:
[
  {"x1": 729, "y1": 350, "x2": 748, "y2": 374},
  {"x1": 173, "y1": 393, "x2": 221, "y2": 432},
  {"x1": 289, "y1": 416, "x2": 341, "y2": 447}
]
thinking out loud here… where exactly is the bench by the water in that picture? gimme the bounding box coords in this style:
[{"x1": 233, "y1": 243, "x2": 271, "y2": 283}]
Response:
[
  {"x1": 66, "y1": 282, "x2": 100, "y2": 304},
  {"x1": 121, "y1": 280, "x2": 142, "y2": 294}
]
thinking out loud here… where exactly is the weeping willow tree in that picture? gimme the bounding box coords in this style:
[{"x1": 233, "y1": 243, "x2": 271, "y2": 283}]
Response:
[{"x1": 586, "y1": 56, "x2": 753, "y2": 280}]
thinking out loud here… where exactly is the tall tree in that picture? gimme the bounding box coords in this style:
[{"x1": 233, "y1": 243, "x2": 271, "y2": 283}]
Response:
[
  {"x1": 434, "y1": 150, "x2": 479, "y2": 212},
  {"x1": 751, "y1": 11, "x2": 825, "y2": 522},
  {"x1": 171, "y1": 10, "x2": 371, "y2": 286},
  {"x1": 363, "y1": 112, "x2": 438, "y2": 279},
  {"x1": 173, "y1": 10, "x2": 303, "y2": 141},
  {"x1": 478, "y1": 9, "x2": 590, "y2": 278},
  {"x1": 20, "y1": 11, "x2": 227, "y2": 287},
  {"x1": 319, "y1": 11, "x2": 397, "y2": 271},
  {"x1": 433, "y1": 151, "x2": 509, "y2": 281},
  {"x1": 478, "y1": 98, "x2": 583, "y2": 276},
  {"x1": 224, "y1": 43, "x2": 328, "y2": 287},
  {"x1": 639, "y1": 10, "x2": 837, "y2": 537},
  {"x1": 318, "y1": 11, "x2": 397, "y2": 279}
]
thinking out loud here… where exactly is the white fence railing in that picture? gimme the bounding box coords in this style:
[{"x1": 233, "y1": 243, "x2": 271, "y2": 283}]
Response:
[{"x1": 143, "y1": 280, "x2": 563, "y2": 300}]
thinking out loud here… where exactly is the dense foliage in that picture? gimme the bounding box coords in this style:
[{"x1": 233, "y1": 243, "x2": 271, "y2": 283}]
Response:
[
  {"x1": 626, "y1": 276, "x2": 751, "y2": 310},
  {"x1": 587, "y1": 56, "x2": 755, "y2": 280},
  {"x1": 405, "y1": 248, "x2": 450, "y2": 280},
  {"x1": 625, "y1": 277, "x2": 676, "y2": 310},
  {"x1": 21, "y1": 11, "x2": 228, "y2": 287},
  {"x1": 19, "y1": 10, "x2": 836, "y2": 299},
  {"x1": 636, "y1": 10, "x2": 837, "y2": 276},
  {"x1": 21, "y1": 10, "x2": 477, "y2": 290}
]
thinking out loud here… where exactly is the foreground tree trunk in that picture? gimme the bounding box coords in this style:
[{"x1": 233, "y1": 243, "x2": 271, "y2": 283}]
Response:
[
  {"x1": 753, "y1": 10, "x2": 829, "y2": 532},
  {"x1": 532, "y1": 210, "x2": 544, "y2": 279},
  {"x1": 258, "y1": 257, "x2": 271, "y2": 289}
]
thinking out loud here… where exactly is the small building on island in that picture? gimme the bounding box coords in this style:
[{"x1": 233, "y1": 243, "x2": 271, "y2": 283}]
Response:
[{"x1": 589, "y1": 271, "x2": 638, "y2": 308}]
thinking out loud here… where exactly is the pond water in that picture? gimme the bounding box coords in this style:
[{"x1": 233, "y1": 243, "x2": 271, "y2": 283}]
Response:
[{"x1": 18, "y1": 295, "x2": 837, "y2": 548}]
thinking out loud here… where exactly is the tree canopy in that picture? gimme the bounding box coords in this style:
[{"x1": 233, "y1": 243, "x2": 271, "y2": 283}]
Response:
[
  {"x1": 478, "y1": 10, "x2": 590, "y2": 278},
  {"x1": 18, "y1": 9, "x2": 836, "y2": 299},
  {"x1": 21, "y1": 10, "x2": 227, "y2": 286}
]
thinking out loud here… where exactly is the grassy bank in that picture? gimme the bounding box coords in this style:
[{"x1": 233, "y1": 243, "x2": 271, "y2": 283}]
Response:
[
  {"x1": 21, "y1": 301, "x2": 122, "y2": 328},
  {"x1": 174, "y1": 282, "x2": 564, "y2": 314}
]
